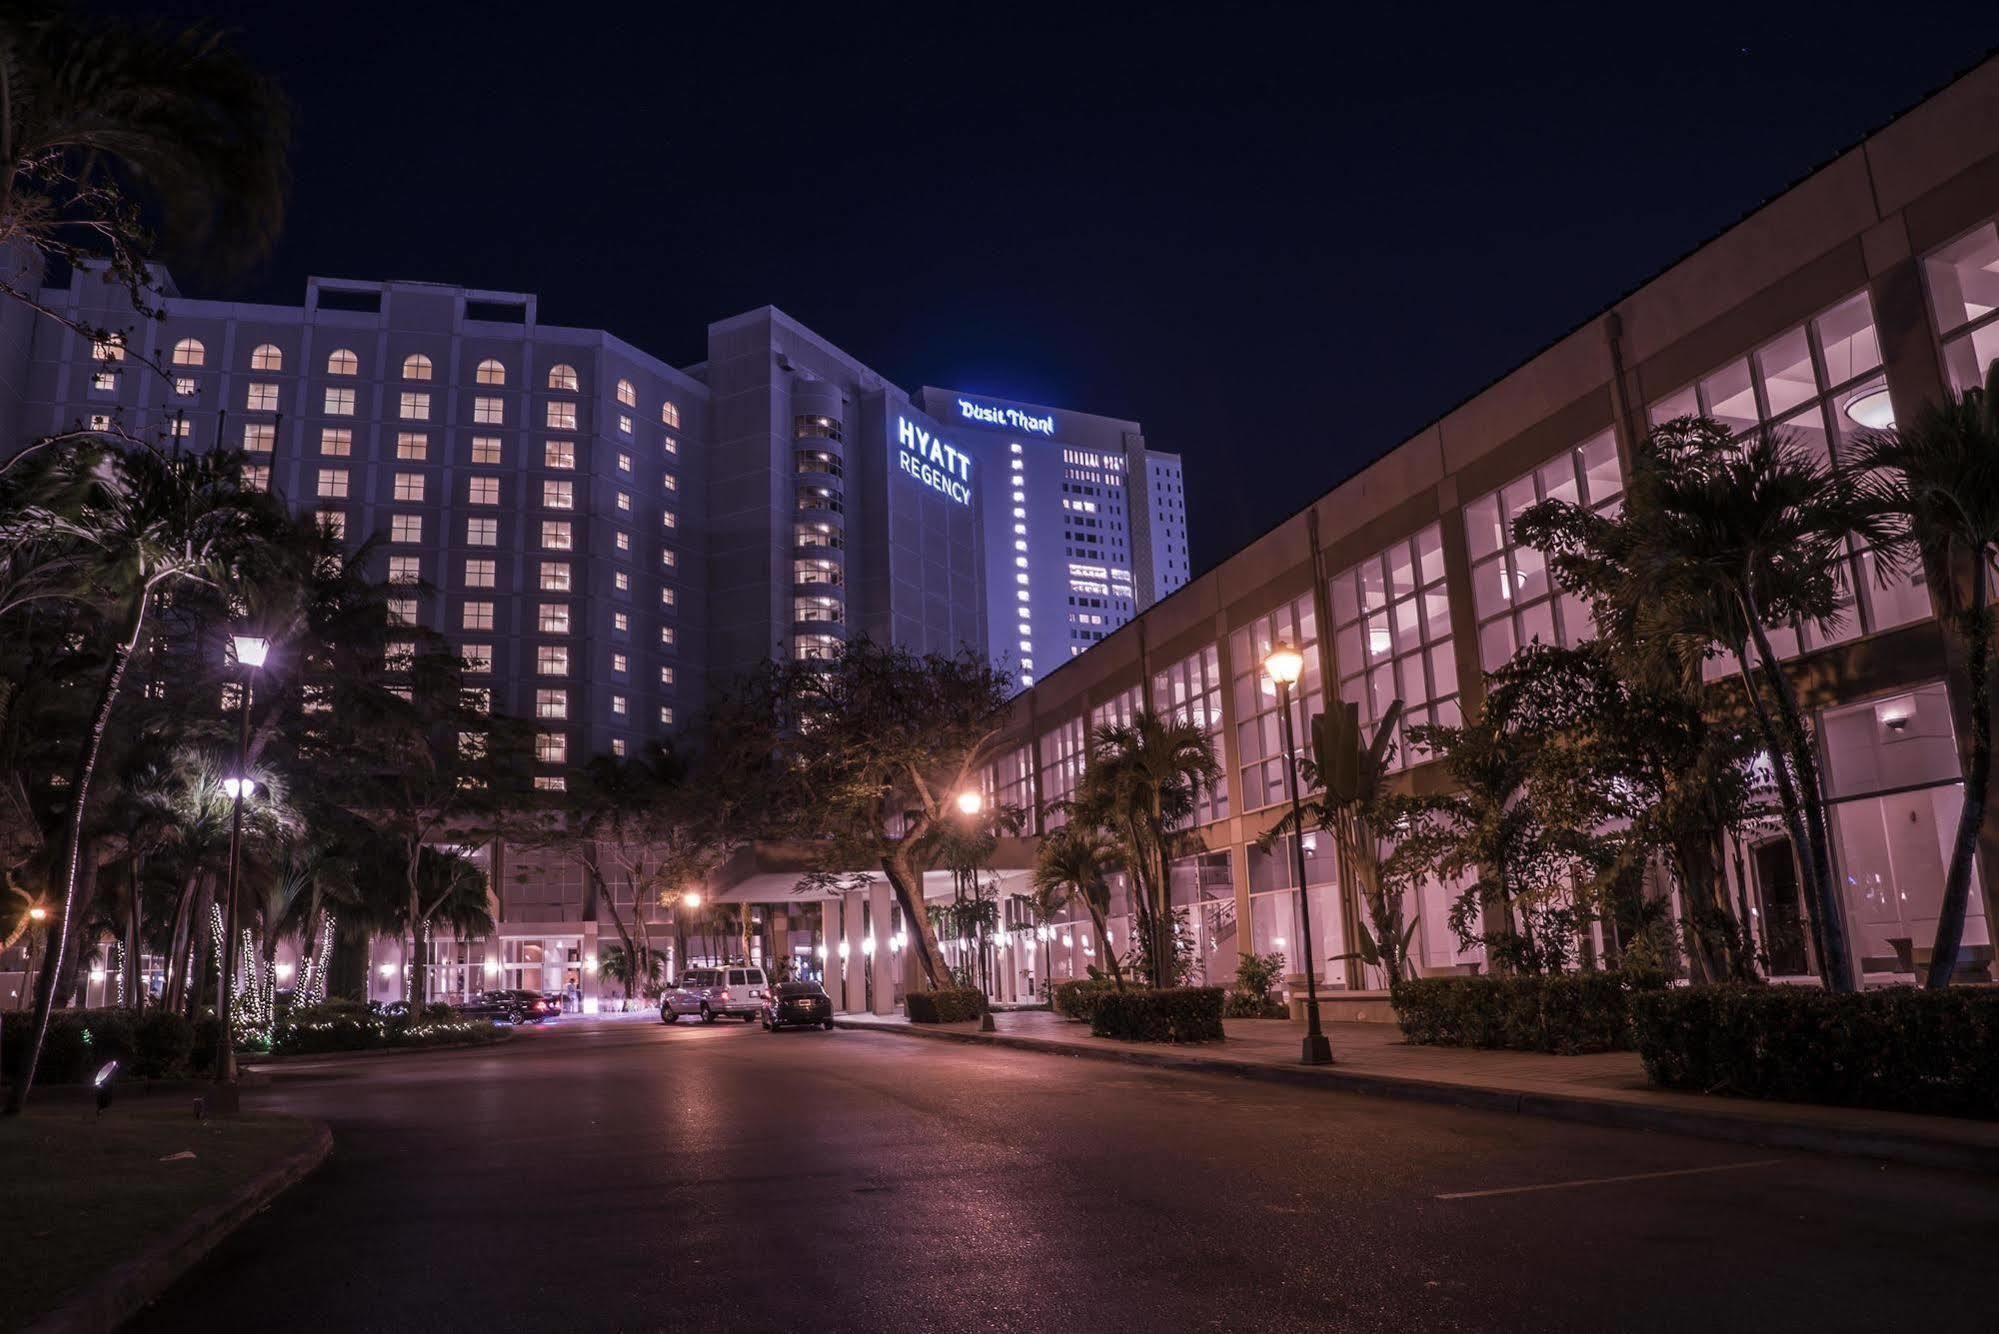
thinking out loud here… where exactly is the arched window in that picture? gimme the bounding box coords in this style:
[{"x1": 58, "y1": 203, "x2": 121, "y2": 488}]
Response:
[
  {"x1": 171, "y1": 338, "x2": 206, "y2": 368},
  {"x1": 548, "y1": 363, "x2": 579, "y2": 392},
  {"x1": 402, "y1": 353, "x2": 433, "y2": 381},
  {"x1": 615, "y1": 378, "x2": 636, "y2": 407},
  {"x1": 250, "y1": 343, "x2": 283, "y2": 371},
  {"x1": 475, "y1": 358, "x2": 506, "y2": 386},
  {"x1": 326, "y1": 348, "x2": 358, "y2": 376},
  {"x1": 660, "y1": 401, "x2": 681, "y2": 429}
]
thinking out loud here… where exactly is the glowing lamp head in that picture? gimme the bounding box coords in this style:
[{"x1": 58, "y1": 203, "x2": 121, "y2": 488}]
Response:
[
  {"x1": 680, "y1": 891, "x2": 702, "y2": 910},
  {"x1": 861, "y1": 936, "x2": 875, "y2": 957},
  {"x1": 1263, "y1": 641, "x2": 1304, "y2": 687},
  {"x1": 483, "y1": 959, "x2": 500, "y2": 977},
  {"x1": 274, "y1": 961, "x2": 294, "y2": 981},
  {"x1": 222, "y1": 777, "x2": 255, "y2": 801},
  {"x1": 837, "y1": 940, "x2": 851, "y2": 960},
  {"x1": 28, "y1": 905, "x2": 47, "y2": 923},
  {"x1": 231, "y1": 634, "x2": 270, "y2": 669},
  {"x1": 955, "y1": 789, "x2": 984, "y2": 816}
]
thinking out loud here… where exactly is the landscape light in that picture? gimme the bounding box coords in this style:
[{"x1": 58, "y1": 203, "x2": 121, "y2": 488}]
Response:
[
  {"x1": 231, "y1": 634, "x2": 270, "y2": 669},
  {"x1": 275, "y1": 962, "x2": 294, "y2": 982},
  {"x1": 1263, "y1": 641, "x2": 1304, "y2": 687}
]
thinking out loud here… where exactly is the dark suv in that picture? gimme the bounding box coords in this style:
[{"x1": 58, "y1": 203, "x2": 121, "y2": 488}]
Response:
[{"x1": 761, "y1": 981, "x2": 835, "y2": 1031}]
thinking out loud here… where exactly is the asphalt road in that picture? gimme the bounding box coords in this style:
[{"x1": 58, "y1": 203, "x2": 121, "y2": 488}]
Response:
[{"x1": 130, "y1": 1017, "x2": 1995, "y2": 1333}]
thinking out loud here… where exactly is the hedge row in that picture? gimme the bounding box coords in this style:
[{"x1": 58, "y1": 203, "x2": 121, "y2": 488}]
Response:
[
  {"x1": 1051, "y1": 979, "x2": 1117, "y2": 1021},
  {"x1": 1390, "y1": 974, "x2": 1641, "y2": 1053},
  {"x1": 1090, "y1": 986, "x2": 1226, "y2": 1043},
  {"x1": 0, "y1": 1009, "x2": 222, "y2": 1083},
  {"x1": 270, "y1": 1002, "x2": 505, "y2": 1055},
  {"x1": 1632, "y1": 985, "x2": 1999, "y2": 1118},
  {"x1": 905, "y1": 987, "x2": 987, "y2": 1024}
]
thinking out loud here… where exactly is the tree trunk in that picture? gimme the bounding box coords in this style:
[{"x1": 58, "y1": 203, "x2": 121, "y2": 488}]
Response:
[
  {"x1": 1930, "y1": 558, "x2": 1992, "y2": 988},
  {"x1": 1079, "y1": 885, "x2": 1123, "y2": 988},
  {"x1": 125, "y1": 850, "x2": 144, "y2": 1009},
  {"x1": 1732, "y1": 651, "x2": 1838, "y2": 986},
  {"x1": 5, "y1": 588, "x2": 149, "y2": 1116},
  {"x1": 880, "y1": 846, "x2": 949, "y2": 988}
]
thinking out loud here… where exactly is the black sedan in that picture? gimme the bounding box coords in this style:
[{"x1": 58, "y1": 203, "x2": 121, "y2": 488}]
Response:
[
  {"x1": 761, "y1": 982, "x2": 836, "y2": 1031},
  {"x1": 456, "y1": 990, "x2": 555, "y2": 1024}
]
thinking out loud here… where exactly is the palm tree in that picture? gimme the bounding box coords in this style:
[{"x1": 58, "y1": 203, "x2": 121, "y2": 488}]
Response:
[
  {"x1": 6, "y1": 442, "x2": 260, "y2": 1112},
  {"x1": 1851, "y1": 361, "x2": 1999, "y2": 987},
  {"x1": 1032, "y1": 825, "x2": 1122, "y2": 987},
  {"x1": 0, "y1": 3, "x2": 288, "y2": 343},
  {"x1": 1072, "y1": 708, "x2": 1222, "y2": 988}
]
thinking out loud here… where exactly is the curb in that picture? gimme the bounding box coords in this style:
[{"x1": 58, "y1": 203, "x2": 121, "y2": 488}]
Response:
[
  {"x1": 243, "y1": 1032, "x2": 514, "y2": 1067},
  {"x1": 834, "y1": 1020, "x2": 1999, "y2": 1175},
  {"x1": 24, "y1": 1119, "x2": 333, "y2": 1334}
]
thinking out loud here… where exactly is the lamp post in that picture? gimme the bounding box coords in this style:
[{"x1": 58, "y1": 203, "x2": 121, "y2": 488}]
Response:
[
  {"x1": 953, "y1": 789, "x2": 999, "y2": 1031},
  {"x1": 214, "y1": 634, "x2": 268, "y2": 1091},
  {"x1": 1264, "y1": 641, "x2": 1333, "y2": 1066},
  {"x1": 17, "y1": 906, "x2": 48, "y2": 1011}
]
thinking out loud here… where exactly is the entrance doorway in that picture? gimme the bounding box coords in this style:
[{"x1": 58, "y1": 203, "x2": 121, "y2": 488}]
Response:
[{"x1": 1751, "y1": 838, "x2": 1813, "y2": 977}]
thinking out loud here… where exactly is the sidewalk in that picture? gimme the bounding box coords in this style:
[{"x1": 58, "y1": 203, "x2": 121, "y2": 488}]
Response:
[{"x1": 834, "y1": 1008, "x2": 1999, "y2": 1174}]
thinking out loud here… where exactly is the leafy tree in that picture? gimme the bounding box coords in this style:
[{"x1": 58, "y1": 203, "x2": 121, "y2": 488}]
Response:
[
  {"x1": 1070, "y1": 708, "x2": 1221, "y2": 988},
  {"x1": 1515, "y1": 417, "x2": 1886, "y2": 991},
  {"x1": 0, "y1": 2, "x2": 288, "y2": 351},
  {"x1": 1851, "y1": 361, "x2": 1999, "y2": 987},
  {"x1": 1031, "y1": 824, "x2": 1122, "y2": 988},
  {"x1": 777, "y1": 639, "x2": 1014, "y2": 991}
]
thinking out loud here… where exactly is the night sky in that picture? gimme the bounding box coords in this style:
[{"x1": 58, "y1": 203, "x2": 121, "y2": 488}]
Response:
[{"x1": 100, "y1": 2, "x2": 1997, "y2": 571}]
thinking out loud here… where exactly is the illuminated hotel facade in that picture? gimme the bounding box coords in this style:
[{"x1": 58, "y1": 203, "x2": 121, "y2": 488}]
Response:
[{"x1": 795, "y1": 52, "x2": 1999, "y2": 1015}]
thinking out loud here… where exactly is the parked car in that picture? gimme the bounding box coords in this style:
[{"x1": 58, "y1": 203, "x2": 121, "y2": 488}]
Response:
[
  {"x1": 761, "y1": 981, "x2": 835, "y2": 1031},
  {"x1": 457, "y1": 990, "x2": 555, "y2": 1024},
  {"x1": 660, "y1": 967, "x2": 770, "y2": 1023}
]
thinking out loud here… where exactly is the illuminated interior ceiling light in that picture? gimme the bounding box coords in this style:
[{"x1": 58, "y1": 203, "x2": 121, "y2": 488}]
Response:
[
  {"x1": 1843, "y1": 388, "x2": 1895, "y2": 429},
  {"x1": 1369, "y1": 629, "x2": 1392, "y2": 655}
]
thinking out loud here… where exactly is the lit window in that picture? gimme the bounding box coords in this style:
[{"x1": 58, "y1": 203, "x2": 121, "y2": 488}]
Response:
[
  {"x1": 614, "y1": 571, "x2": 630, "y2": 591},
  {"x1": 543, "y1": 480, "x2": 574, "y2": 510},
  {"x1": 468, "y1": 476, "x2": 500, "y2": 505},
  {"x1": 246, "y1": 382, "x2": 279, "y2": 412},
  {"x1": 616, "y1": 378, "x2": 636, "y2": 407},
  {"x1": 462, "y1": 688, "x2": 489, "y2": 715},
  {"x1": 616, "y1": 493, "x2": 631, "y2": 512},
  {"x1": 546, "y1": 401, "x2": 577, "y2": 431},
  {"x1": 663, "y1": 473, "x2": 678, "y2": 492},
  {"x1": 614, "y1": 532, "x2": 630, "y2": 552},
  {"x1": 659, "y1": 706, "x2": 675, "y2": 726},
  {"x1": 464, "y1": 558, "x2": 496, "y2": 588},
  {"x1": 611, "y1": 695, "x2": 628, "y2": 716},
  {"x1": 537, "y1": 689, "x2": 568, "y2": 720},
  {"x1": 537, "y1": 645, "x2": 569, "y2": 676},
  {"x1": 611, "y1": 652, "x2": 628, "y2": 673},
  {"x1": 317, "y1": 509, "x2": 347, "y2": 538},
  {"x1": 541, "y1": 521, "x2": 572, "y2": 550},
  {"x1": 172, "y1": 338, "x2": 206, "y2": 367},
  {"x1": 325, "y1": 348, "x2": 358, "y2": 376},
  {"x1": 460, "y1": 732, "x2": 487, "y2": 760},
  {"x1": 538, "y1": 603, "x2": 570, "y2": 634},
  {"x1": 320, "y1": 428, "x2": 352, "y2": 456},
  {"x1": 618, "y1": 413, "x2": 633, "y2": 435},
  {"x1": 660, "y1": 587, "x2": 676, "y2": 607},
  {"x1": 544, "y1": 440, "x2": 575, "y2": 469},
  {"x1": 173, "y1": 376, "x2": 197, "y2": 397},
  {"x1": 663, "y1": 436, "x2": 679, "y2": 456},
  {"x1": 399, "y1": 391, "x2": 430, "y2": 421},
  {"x1": 393, "y1": 472, "x2": 425, "y2": 502},
  {"x1": 242, "y1": 464, "x2": 270, "y2": 492},
  {"x1": 250, "y1": 343, "x2": 283, "y2": 371},
  {"x1": 316, "y1": 468, "x2": 349, "y2": 499},
  {"x1": 617, "y1": 453, "x2": 632, "y2": 473},
  {"x1": 547, "y1": 363, "x2": 579, "y2": 392},
  {"x1": 92, "y1": 368, "x2": 118, "y2": 392},
  {"x1": 470, "y1": 436, "x2": 502, "y2": 464},
  {"x1": 396, "y1": 432, "x2": 428, "y2": 460},
  {"x1": 660, "y1": 626, "x2": 675, "y2": 646},
  {"x1": 539, "y1": 561, "x2": 571, "y2": 592},
  {"x1": 611, "y1": 738, "x2": 627, "y2": 758},
  {"x1": 402, "y1": 353, "x2": 433, "y2": 381},
  {"x1": 243, "y1": 423, "x2": 274, "y2": 452},
  {"x1": 662, "y1": 511, "x2": 677, "y2": 529},
  {"x1": 473, "y1": 395, "x2": 504, "y2": 425},
  {"x1": 659, "y1": 666, "x2": 675, "y2": 685},
  {"x1": 384, "y1": 641, "x2": 415, "y2": 670},
  {"x1": 534, "y1": 776, "x2": 567, "y2": 792},
  {"x1": 660, "y1": 401, "x2": 680, "y2": 428},
  {"x1": 661, "y1": 548, "x2": 677, "y2": 568},
  {"x1": 390, "y1": 514, "x2": 423, "y2": 543},
  {"x1": 536, "y1": 732, "x2": 568, "y2": 765},
  {"x1": 613, "y1": 612, "x2": 629, "y2": 632},
  {"x1": 462, "y1": 601, "x2": 495, "y2": 630},
  {"x1": 320, "y1": 386, "x2": 354, "y2": 416},
  {"x1": 466, "y1": 517, "x2": 497, "y2": 546},
  {"x1": 384, "y1": 598, "x2": 417, "y2": 630},
  {"x1": 462, "y1": 644, "x2": 493, "y2": 673},
  {"x1": 387, "y1": 556, "x2": 420, "y2": 584},
  {"x1": 475, "y1": 358, "x2": 506, "y2": 386}
]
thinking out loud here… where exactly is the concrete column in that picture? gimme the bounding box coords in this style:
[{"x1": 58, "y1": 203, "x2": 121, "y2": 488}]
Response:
[
  {"x1": 867, "y1": 878, "x2": 896, "y2": 1015},
  {"x1": 839, "y1": 891, "x2": 865, "y2": 1014}
]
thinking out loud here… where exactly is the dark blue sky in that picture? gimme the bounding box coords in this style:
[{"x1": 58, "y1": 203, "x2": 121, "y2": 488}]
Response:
[{"x1": 112, "y1": 2, "x2": 1997, "y2": 570}]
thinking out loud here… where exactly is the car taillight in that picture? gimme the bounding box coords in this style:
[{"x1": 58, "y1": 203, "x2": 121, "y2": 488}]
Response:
[
  {"x1": 534, "y1": 1001, "x2": 548, "y2": 1011},
  {"x1": 718, "y1": 990, "x2": 733, "y2": 1002}
]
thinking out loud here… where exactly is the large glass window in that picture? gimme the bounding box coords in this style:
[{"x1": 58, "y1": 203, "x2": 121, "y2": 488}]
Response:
[
  {"x1": 1923, "y1": 219, "x2": 1999, "y2": 392},
  {"x1": 1331, "y1": 523, "x2": 1457, "y2": 771},
  {"x1": 1036, "y1": 716, "x2": 1086, "y2": 830},
  {"x1": 1152, "y1": 642, "x2": 1229, "y2": 824},
  {"x1": 1465, "y1": 431, "x2": 1621, "y2": 673},
  {"x1": 1229, "y1": 593, "x2": 1321, "y2": 810}
]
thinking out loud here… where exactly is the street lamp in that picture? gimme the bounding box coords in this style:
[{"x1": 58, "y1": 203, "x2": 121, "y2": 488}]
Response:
[
  {"x1": 215, "y1": 633, "x2": 269, "y2": 1092},
  {"x1": 955, "y1": 789, "x2": 984, "y2": 816},
  {"x1": 1265, "y1": 640, "x2": 1332, "y2": 1066}
]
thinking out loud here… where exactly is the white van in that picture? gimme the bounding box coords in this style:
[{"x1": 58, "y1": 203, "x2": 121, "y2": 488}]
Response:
[{"x1": 661, "y1": 967, "x2": 770, "y2": 1023}]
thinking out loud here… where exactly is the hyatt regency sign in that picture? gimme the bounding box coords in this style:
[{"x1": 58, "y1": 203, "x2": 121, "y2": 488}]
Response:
[
  {"x1": 895, "y1": 416, "x2": 973, "y2": 506},
  {"x1": 956, "y1": 397, "x2": 1055, "y2": 436}
]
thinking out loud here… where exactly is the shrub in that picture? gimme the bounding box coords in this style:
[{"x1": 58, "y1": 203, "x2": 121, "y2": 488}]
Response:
[
  {"x1": 1222, "y1": 989, "x2": 1288, "y2": 1019},
  {"x1": 1390, "y1": 973, "x2": 1644, "y2": 1053},
  {"x1": 131, "y1": 1009, "x2": 197, "y2": 1077},
  {"x1": 1632, "y1": 984, "x2": 1999, "y2": 1118},
  {"x1": 1090, "y1": 986, "x2": 1226, "y2": 1043},
  {"x1": 0, "y1": 1008, "x2": 202, "y2": 1082},
  {"x1": 1051, "y1": 978, "x2": 1117, "y2": 1021},
  {"x1": 905, "y1": 987, "x2": 986, "y2": 1024}
]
